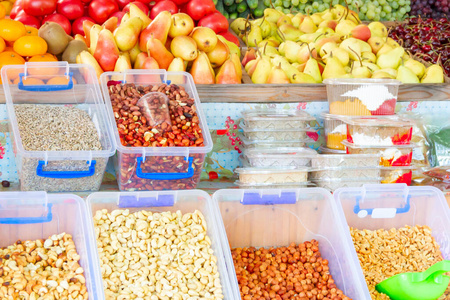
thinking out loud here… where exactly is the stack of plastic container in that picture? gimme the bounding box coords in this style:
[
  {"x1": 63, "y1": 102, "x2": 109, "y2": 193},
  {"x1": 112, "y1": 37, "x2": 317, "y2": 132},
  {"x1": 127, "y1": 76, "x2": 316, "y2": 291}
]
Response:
[{"x1": 237, "y1": 109, "x2": 318, "y2": 188}]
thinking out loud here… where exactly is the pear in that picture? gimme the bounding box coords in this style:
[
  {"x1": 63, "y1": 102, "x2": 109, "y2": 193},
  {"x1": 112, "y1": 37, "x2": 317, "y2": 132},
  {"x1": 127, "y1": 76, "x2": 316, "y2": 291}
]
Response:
[
  {"x1": 147, "y1": 37, "x2": 174, "y2": 69},
  {"x1": 377, "y1": 47, "x2": 404, "y2": 69},
  {"x1": 355, "y1": 40, "x2": 372, "y2": 53},
  {"x1": 319, "y1": 19, "x2": 338, "y2": 31},
  {"x1": 350, "y1": 24, "x2": 371, "y2": 41},
  {"x1": 292, "y1": 14, "x2": 304, "y2": 28},
  {"x1": 323, "y1": 48, "x2": 349, "y2": 66},
  {"x1": 352, "y1": 65, "x2": 372, "y2": 78},
  {"x1": 297, "y1": 44, "x2": 317, "y2": 64},
  {"x1": 278, "y1": 24, "x2": 303, "y2": 41},
  {"x1": 129, "y1": 3, "x2": 151, "y2": 29},
  {"x1": 376, "y1": 43, "x2": 394, "y2": 57},
  {"x1": 362, "y1": 61, "x2": 380, "y2": 72},
  {"x1": 386, "y1": 37, "x2": 400, "y2": 48},
  {"x1": 322, "y1": 53, "x2": 347, "y2": 79},
  {"x1": 206, "y1": 39, "x2": 230, "y2": 68},
  {"x1": 266, "y1": 64, "x2": 290, "y2": 83},
  {"x1": 258, "y1": 38, "x2": 280, "y2": 48},
  {"x1": 368, "y1": 36, "x2": 386, "y2": 54},
  {"x1": 113, "y1": 54, "x2": 132, "y2": 80},
  {"x1": 216, "y1": 58, "x2": 241, "y2": 84},
  {"x1": 372, "y1": 71, "x2": 394, "y2": 79},
  {"x1": 299, "y1": 16, "x2": 317, "y2": 34},
  {"x1": 218, "y1": 35, "x2": 240, "y2": 58},
  {"x1": 230, "y1": 18, "x2": 248, "y2": 34},
  {"x1": 319, "y1": 41, "x2": 338, "y2": 57},
  {"x1": 251, "y1": 57, "x2": 272, "y2": 84},
  {"x1": 169, "y1": 13, "x2": 194, "y2": 38},
  {"x1": 335, "y1": 20, "x2": 357, "y2": 38},
  {"x1": 271, "y1": 56, "x2": 291, "y2": 70},
  {"x1": 190, "y1": 51, "x2": 215, "y2": 84},
  {"x1": 362, "y1": 51, "x2": 377, "y2": 63},
  {"x1": 114, "y1": 17, "x2": 143, "y2": 52},
  {"x1": 258, "y1": 19, "x2": 272, "y2": 38},
  {"x1": 421, "y1": 64, "x2": 445, "y2": 83},
  {"x1": 264, "y1": 8, "x2": 284, "y2": 23},
  {"x1": 245, "y1": 59, "x2": 258, "y2": 76},
  {"x1": 310, "y1": 14, "x2": 323, "y2": 26},
  {"x1": 76, "y1": 50, "x2": 103, "y2": 79},
  {"x1": 139, "y1": 11, "x2": 172, "y2": 51},
  {"x1": 368, "y1": 21, "x2": 388, "y2": 37},
  {"x1": 277, "y1": 15, "x2": 293, "y2": 27},
  {"x1": 378, "y1": 68, "x2": 398, "y2": 78},
  {"x1": 167, "y1": 57, "x2": 186, "y2": 84},
  {"x1": 244, "y1": 25, "x2": 263, "y2": 47},
  {"x1": 191, "y1": 27, "x2": 218, "y2": 53},
  {"x1": 284, "y1": 41, "x2": 301, "y2": 63},
  {"x1": 397, "y1": 65, "x2": 420, "y2": 83},
  {"x1": 315, "y1": 27, "x2": 335, "y2": 35},
  {"x1": 242, "y1": 48, "x2": 256, "y2": 67},
  {"x1": 170, "y1": 36, "x2": 197, "y2": 62},
  {"x1": 230, "y1": 53, "x2": 242, "y2": 79},
  {"x1": 404, "y1": 59, "x2": 426, "y2": 79},
  {"x1": 304, "y1": 58, "x2": 322, "y2": 83},
  {"x1": 339, "y1": 39, "x2": 361, "y2": 61}
]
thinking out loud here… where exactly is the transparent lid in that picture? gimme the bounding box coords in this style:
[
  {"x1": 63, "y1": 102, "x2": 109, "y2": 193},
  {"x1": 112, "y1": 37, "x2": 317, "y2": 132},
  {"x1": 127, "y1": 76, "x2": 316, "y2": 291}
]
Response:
[
  {"x1": 235, "y1": 167, "x2": 309, "y2": 175},
  {"x1": 314, "y1": 153, "x2": 381, "y2": 160},
  {"x1": 380, "y1": 166, "x2": 416, "y2": 171},
  {"x1": 244, "y1": 147, "x2": 318, "y2": 157},
  {"x1": 241, "y1": 109, "x2": 315, "y2": 122},
  {"x1": 323, "y1": 78, "x2": 402, "y2": 85},
  {"x1": 318, "y1": 146, "x2": 346, "y2": 154},
  {"x1": 241, "y1": 136, "x2": 314, "y2": 146},
  {"x1": 234, "y1": 181, "x2": 312, "y2": 187},
  {"x1": 310, "y1": 166, "x2": 381, "y2": 172},
  {"x1": 320, "y1": 112, "x2": 347, "y2": 121},
  {"x1": 311, "y1": 177, "x2": 382, "y2": 182},
  {"x1": 342, "y1": 115, "x2": 415, "y2": 127},
  {"x1": 240, "y1": 124, "x2": 318, "y2": 133},
  {"x1": 342, "y1": 140, "x2": 417, "y2": 149}
]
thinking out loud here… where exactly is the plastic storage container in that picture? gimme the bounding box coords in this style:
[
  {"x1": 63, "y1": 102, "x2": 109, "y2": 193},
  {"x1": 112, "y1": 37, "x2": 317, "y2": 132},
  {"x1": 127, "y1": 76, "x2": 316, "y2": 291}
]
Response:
[
  {"x1": 242, "y1": 147, "x2": 317, "y2": 168},
  {"x1": 311, "y1": 154, "x2": 380, "y2": 169},
  {"x1": 333, "y1": 184, "x2": 450, "y2": 298},
  {"x1": 236, "y1": 167, "x2": 309, "y2": 184},
  {"x1": 322, "y1": 112, "x2": 347, "y2": 150},
  {"x1": 0, "y1": 191, "x2": 104, "y2": 299},
  {"x1": 323, "y1": 79, "x2": 401, "y2": 116},
  {"x1": 311, "y1": 178, "x2": 382, "y2": 192},
  {"x1": 234, "y1": 181, "x2": 311, "y2": 189},
  {"x1": 344, "y1": 116, "x2": 414, "y2": 146},
  {"x1": 100, "y1": 70, "x2": 212, "y2": 191},
  {"x1": 241, "y1": 136, "x2": 310, "y2": 149},
  {"x1": 241, "y1": 109, "x2": 315, "y2": 129},
  {"x1": 213, "y1": 188, "x2": 369, "y2": 299},
  {"x1": 309, "y1": 167, "x2": 381, "y2": 180},
  {"x1": 86, "y1": 190, "x2": 239, "y2": 300},
  {"x1": 342, "y1": 141, "x2": 414, "y2": 166},
  {"x1": 241, "y1": 124, "x2": 316, "y2": 141},
  {"x1": 380, "y1": 166, "x2": 414, "y2": 185},
  {"x1": 318, "y1": 146, "x2": 346, "y2": 154},
  {"x1": 2, "y1": 62, "x2": 115, "y2": 192}
]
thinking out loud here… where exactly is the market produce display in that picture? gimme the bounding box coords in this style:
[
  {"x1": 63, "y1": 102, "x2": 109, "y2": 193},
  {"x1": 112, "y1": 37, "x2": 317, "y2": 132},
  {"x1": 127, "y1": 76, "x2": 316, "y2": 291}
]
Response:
[
  {"x1": 232, "y1": 7, "x2": 446, "y2": 84},
  {"x1": 0, "y1": 233, "x2": 89, "y2": 299}
]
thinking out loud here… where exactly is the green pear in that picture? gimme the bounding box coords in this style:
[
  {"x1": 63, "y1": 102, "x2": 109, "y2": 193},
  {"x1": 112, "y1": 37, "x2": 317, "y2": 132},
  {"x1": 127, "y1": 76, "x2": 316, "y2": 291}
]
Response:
[
  {"x1": 244, "y1": 25, "x2": 263, "y2": 47},
  {"x1": 319, "y1": 41, "x2": 338, "y2": 57},
  {"x1": 299, "y1": 16, "x2": 317, "y2": 34},
  {"x1": 230, "y1": 18, "x2": 248, "y2": 34},
  {"x1": 404, "y1": 59, "x2": 426, "y2": 79},
  {"x1": 322, "y1": 54, "x2": 347, "y2": 79},
  {"x1": 264, "y1": 8, "x2": 284, "y2": 23},
  {"x1": 278, "y1": 24, "x2": 304, "y2": 41},
  {"x1": 362, "y1": 51, "x2": 377, "y2": 63},
  {"x1": 397, "y1": 65, "x2": 420, "y2": 83},
  {"x1": 421, "y1": 64, "x2": 445, "y2": 83},
  {"x1": 262, "y1": 45, "x2": 279, "y2": 56},
  {"x1": 284, "y1": 40, "x2": 302, "y2": 63},
  {"x1": 278, "y1": 42, "x2": 286, "y2": 56},
  {"x1": 304, "y1": 58, "x2": 322, "y2": 83},
  {"x1": 251, "y1": 57, "x2": 272, "y2": 83},
  {"x1": 259, "y1": 19, "x2": 272, "y2": 38},
  {"x1": 377, "y1": 47, "x2": 404, "y2": 69}
]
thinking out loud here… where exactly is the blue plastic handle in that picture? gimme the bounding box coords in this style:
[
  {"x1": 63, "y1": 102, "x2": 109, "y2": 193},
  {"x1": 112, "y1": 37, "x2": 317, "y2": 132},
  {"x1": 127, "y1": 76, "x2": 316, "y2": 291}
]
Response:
[
  {"x1": 118, "y1": 194, "x2": 175, "y2": 208},
  {"x1": 18, "y1": 72, "x2": 73, "y2": 91},
  {"x1": 136, "y1": 157, "x2": 194, "y2": 180},
  {"x1": 36, "y1": 160, "x2": 96, "y2": 178},
  {"x1": 242, "y1": 192, "x2": 297, "y2": 205},
  {"x1": 353, "y1": 195, "x2": 411, "y2": 215},
  {"x1": 0, "y1": 204, "x2": 53, "y2": 224}
]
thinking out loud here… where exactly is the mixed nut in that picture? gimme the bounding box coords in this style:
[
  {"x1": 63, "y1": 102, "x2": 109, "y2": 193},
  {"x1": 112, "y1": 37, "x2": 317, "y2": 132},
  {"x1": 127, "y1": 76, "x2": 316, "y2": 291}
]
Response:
[{"x1": 0, "y1": 233, "x2": 88, "y2": 300}]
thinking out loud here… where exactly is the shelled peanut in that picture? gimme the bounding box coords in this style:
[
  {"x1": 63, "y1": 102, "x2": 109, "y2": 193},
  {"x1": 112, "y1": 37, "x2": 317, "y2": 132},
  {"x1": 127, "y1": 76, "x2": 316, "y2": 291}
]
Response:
[
  {"x1": 231, "y1": 240, "x2": 351, "y2": 300},
  {"x1": 0, "y1": 233, "x2": 88, "y2": 300},
  {"x1": 350, "y1": 225, "x2": 448, "y2": 300},
  {"x1": 93, "y1": 208, "x2": 223, "y2": 299}
]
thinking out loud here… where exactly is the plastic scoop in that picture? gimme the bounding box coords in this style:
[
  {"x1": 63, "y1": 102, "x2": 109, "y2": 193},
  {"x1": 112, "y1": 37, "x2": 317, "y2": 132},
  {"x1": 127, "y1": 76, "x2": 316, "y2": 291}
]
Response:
[
  {"x1": 375, "y1": 260, "x2": 450, "y2": 300},
  {"x1": 137, "y1": 92, "x2": 172, "y2": 133}
]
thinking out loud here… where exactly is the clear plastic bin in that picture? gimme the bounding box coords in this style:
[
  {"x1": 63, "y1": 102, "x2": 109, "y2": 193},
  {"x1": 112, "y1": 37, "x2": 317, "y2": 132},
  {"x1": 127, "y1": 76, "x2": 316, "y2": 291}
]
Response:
[
  {"x1": 0, "y1": 191, "x2": 104, "y2": 299},
  {"x1": 333, "y1": 184, "x2": 450, "y2": 298},
  {"x1": 344, "y1": 116, "x2": 414, "y2": 146},
  {"x1": 309, "y1": 167, "x2": 381, "y2": 180},
  {"x1": 99, "y1": 70, "x2": 212, "y2": 191},
  {"x1": 318, "y1": 146, "x2": 346, "y2": 154},
  {"x1": 323, "y1": 78, "x2": 401, "y2": 116},
  {"x1": 241, "y1": 136, "x2": 310, "y2": 149},
  {"x1": 321, "y1": 112, "x2": 347, "y2": 150},
  {"x1": 242, "y1": 147, "x2": 317, "y2": 168},
  {"x1": 234, "y1": 181, "x2": 311, "y2": 189},
  {"x1": 213, "y1": 188, "x2": 369, "y2": 299},
  {"x1": 311, "y1": 154, "x2": 380, "y2": 169},
  {"x1": 86, "y1": 190, "x2": 240, "y2": 300},
  {"x1": 235, "y1": 167, "x2": 309, "y2": 184},
  {"x1": 241, "y1": 124, "x2": 316, "y2": 141},
  {"x1": 343, "y1": 141, "x2": 414, "y2": 166},
  {"x1": 311, "y1": 178, "x2": 382, "y2": 192},
  {"x1": 380, "y1": 166, "x2": 414, "y2": 185},
  {"x1": 2, "y1": 62, "x2": 115, "y2": 192},
  {"x1": 241, "y1": 109, "x2": 315, "y2": 129}
]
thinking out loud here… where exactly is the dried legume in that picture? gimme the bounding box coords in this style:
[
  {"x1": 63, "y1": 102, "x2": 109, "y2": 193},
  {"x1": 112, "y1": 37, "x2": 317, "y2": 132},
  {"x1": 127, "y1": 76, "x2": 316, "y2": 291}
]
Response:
[
  {"x1": 0, "y1": 233, "x2": 88, "y2": 300},
  {"x1": 231, "y1": 240, "x2": 351, "y2": 300},
  {"x1": 350, "y1": 225, "x2": 448, "y2": 300},
  {"x1": 93, "y1": 208, "x2": 224, "y2": 299}
]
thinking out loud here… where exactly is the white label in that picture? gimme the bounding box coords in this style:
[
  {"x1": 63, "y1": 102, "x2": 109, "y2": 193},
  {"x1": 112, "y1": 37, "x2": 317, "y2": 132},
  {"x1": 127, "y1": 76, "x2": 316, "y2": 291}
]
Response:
[{"x1": 371, "y1": 208, "x2": 397, "y2": 218}]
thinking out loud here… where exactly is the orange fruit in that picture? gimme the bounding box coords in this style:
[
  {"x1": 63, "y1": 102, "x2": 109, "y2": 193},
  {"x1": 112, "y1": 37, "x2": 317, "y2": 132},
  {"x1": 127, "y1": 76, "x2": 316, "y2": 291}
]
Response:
[
  {"x1": 0, "y1": 51, "x2": 26, "y2": 80},
  {"x1": 27, "y1": 53, "x2": 59, "y2": 77},
  {"x1": 13, "y1": 76, "x2": 45, "y2": 85},
  {"x1": 13, "y1": 36, "x2": 47, "y2": 57},
  {"x1": 24, "y1": 26, "x2": 38, "y2": 36},
  {"x1": 0, "y1": 2, "x2": 6, "y2": 19},
  {"x1": 0, "y1": 19, "x2": 27, "y2": 42},
  {"x1": 0, "y1": 36, "x2": 5, "y2": 52},
  {"x1": 47, "y1": 76, "x2": 77, "y2": 85}
]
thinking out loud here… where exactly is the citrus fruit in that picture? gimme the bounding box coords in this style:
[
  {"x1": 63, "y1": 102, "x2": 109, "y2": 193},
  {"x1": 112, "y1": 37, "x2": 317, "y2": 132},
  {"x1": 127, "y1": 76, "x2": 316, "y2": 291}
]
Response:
[
  {"x1": 13, "y1": 36, "x2": 48, "y2": 57},
  {"x1": 0, "y1": 19, "x2": 27, "y2": 42},
  {"x1": 28, "y1": 53, "x2": 60, "y2": 77},
  {"x1": 0, "y1": 2, "x2": 7, "y2": 19},
  {"x1": 0, "y1": 36, "x2": 5, "y2": 52},
  {"x1": 47, "y1": 76, "x2": 77, "y2": 85},
  {"x1": 13, "y1": 76, "x2": 45, "y2": 85},
  {"x1": 24, "y1": 25, "x2": 38, "y2": 36},
  {"x1": 0, "y1": 51, "x2": 26, "y2": 80}
]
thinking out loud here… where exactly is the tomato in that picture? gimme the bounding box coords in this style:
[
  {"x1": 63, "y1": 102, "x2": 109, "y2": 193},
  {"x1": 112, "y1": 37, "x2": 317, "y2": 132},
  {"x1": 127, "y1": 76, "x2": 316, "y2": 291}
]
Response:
[
  {"x1": 219, "y1": 30, "x2": 239, "y2": 46},
  {"x1": 43, "y1": 13, "x2": 72, "y2": 35},
  {"x1": 23, "y1": 0, "x2": 57, "y2": 16},
  {"x1": 123, "y1": 1, "x2": 149, "y2": 15},
  {"x1": 116, "y1": 0, "x2": 130, "y2": 9},
  {"x1": 198, "y1": 12, "x2": 228, "y2": 34},
  {"x1": 110, "y1": 10, "x2": 126, "y2": 24},
  {"x1": 88, "y1": 0, "x2": 119, "y2": 24},
  {"x1": 150, "y1": 0, "x2": 177, "y2": 19},
  {"x1": 10, "y1": 4, "x2": 23, "y2": 19},
  {"x1": 72, "y1": 15, "x2": 94, "y2": 36},
  {"x1": 185, "y1": 0, "x2": 214, "y2": 20},
  {"x1": 171, "y1": 0, "x2": 189, "y2": 5},
  {"x1": 14, "y1": 10, "x2": 41, "y2": 28},
  {"x1": 80, "y1": 0, "x2": 91, "y2": 3},
  {"x1": 135, "y1": 0, "x2": 152, "y2": 3},
  {"x1": 57, "y1": 0, "x2": 84, "y2": 20}
]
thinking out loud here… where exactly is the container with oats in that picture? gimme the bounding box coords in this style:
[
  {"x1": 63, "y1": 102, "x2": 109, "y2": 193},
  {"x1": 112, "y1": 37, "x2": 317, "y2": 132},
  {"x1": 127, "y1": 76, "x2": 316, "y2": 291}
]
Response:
[
  {"x1": 2, "y1": 62, "x2": 115, "y2": 192},
  {"x1": 235, "y1": 167, "x2": 309, "y2": 184},
  {"x1": 242, "y1": 147, "x2": 318, "y2": 168},
  {"x1": 311, "y1": 177, "x2": 381, "y2": 191},
  {"x1": 312, "y1": 153, "x2": 380, "y2": 169},
  {"x1": 342, "y1": 141, "x2": 414, "y2": 166},
  {"x1": 334, "y1": 184, "x2": 450, "y2": 299},
  {"x1": 241, "y1": 109, "x2": 315, "y2": 129},
  {"x1": 309, "y1": 167, "x2": 381, "y2": 180}
]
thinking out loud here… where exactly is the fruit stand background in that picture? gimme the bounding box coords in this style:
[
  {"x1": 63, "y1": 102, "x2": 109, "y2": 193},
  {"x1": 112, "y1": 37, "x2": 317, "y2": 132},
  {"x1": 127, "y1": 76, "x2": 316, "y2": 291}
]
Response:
[{"x1": 1, "y1": 100, "x2": 450, "y2": 185}]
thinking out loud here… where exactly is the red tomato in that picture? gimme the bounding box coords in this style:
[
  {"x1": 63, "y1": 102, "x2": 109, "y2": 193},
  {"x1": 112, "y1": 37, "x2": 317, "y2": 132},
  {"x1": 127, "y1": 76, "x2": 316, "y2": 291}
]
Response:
[
  {"x1": 219, "y1": 30, "x2": 239, "y2": 46},
  {"x1": 43, "y1": 13, "x2": 72, "y2": 35},
  {"x1": 10, "y1": 5, "x2": 23, "y2": 19},
  {"x1": 150, "y1": 0, "x2": 177, "y2": 19},
  {"x1": 185, "y1": 0, "x2": 215, "y2": 20},
  {"x1": 72, "y1": 15, "x2": 94, "y2": 36},
  {"x1": 198, "y1": 12, "x2": 228, "y2": 33},
  {"x1": 135, "y1": 0, "x2": 152, "y2": 3},
  {"x1": 14, "y1": 10, "x2": 41, "y2": 28},
  {"x1": 116, "y1": 0, "x2": 131, "y2": 9},
  {"x1": 171, "y1": 0, "x2": 189, "y2": 5},
  {"x1": 80, "y1": 0, "x2": 91, "y2": 3},
  {"x1": 110, "y1": 10, "x2": 126, "y2": 24},
  {"x1": 88, "y1": 0, "x2": 119, "y2": 24},
  {"x1": 123, "y1": 1, "x2": 149, "y2": 15},
  {"x1": 23, "y1": 0, "x2": 57, "y2": 16},
  {"x1": 57, "y1": 0, "x2": 84, "y2": 20}
]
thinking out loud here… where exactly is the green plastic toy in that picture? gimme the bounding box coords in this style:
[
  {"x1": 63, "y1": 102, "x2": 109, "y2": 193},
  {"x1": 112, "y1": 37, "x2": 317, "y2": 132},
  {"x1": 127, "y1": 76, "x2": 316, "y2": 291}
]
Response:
[{"x1": 375, "y1": 260, "x2": 450, "y2": 300}]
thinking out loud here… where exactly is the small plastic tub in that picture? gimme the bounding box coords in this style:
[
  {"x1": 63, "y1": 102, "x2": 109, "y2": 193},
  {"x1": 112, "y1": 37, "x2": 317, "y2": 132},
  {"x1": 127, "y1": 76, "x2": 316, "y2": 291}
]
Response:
[
  {"x1": 344, "y1": 116, "x2": 414, "y2": 146},
  {"x1": 235, "y1": 167, "x2": 308, "y2": 184},
  {"x1": 0, "y1": 191, "x2": 104, "y2": 299},
  {"x1": 323, "y1": 79, "x2": 401, "y2": 116},
  {"x1": 319, "y1": 146, "x2": 346, "y2": 154},
  {"x1": 241, "y1": 136, "x2": 310, "y2": 149},
  {"x1": 213, "y1": 188, "x2": 370, "y2": 299},
  {"x1": 311, "y1": 154, "x2": 381, "y2": 169},
  {"x1": 87, "y1": 190, "x2": 239, "y2": 299},
  {"x1": 234, "y1": 181, "x2": 311, "y2": 189},
  {"x1": 380, "y1": 166, "x2": 414, "y2": 185},
  {"x1": 242, "y1": 147, "x2": 318, "y2": 168},
  {"x1": 309, "y1": 167, "x2": 381, "y2": 180},
  {"x1": 241, "y1": 109, "x2": 315, "y2": 129},
  {"x1": 322, "y1": 112, "x2": 347, "y2": 150},
  {"x1": 311, "y1": 178, "x2": 382, "y2": 192},
  {"x1": 241, "y1": 125, "x2": 317, "y2": 141},
  {"x1": 342, "y1": 141, "x2": 414, "y2": 167}
]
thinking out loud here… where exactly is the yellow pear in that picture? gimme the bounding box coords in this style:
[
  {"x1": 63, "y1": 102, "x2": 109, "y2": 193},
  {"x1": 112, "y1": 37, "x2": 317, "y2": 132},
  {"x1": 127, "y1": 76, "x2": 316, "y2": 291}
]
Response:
[
  {"x1": 284, "y1": 41, "x2": 302, "y2": 63},
  {"x1": 339, "y1": 38, "x2": 361, "y2": 61},
  {"x1": 251, "y1": 57, "x2": 272, "y2": 83},
  {"x1": 421, "y1": 64, "x2": 445, "y2": 83},
  {"x1": 264, "y1": 8, "x2": 284, "y2": 23},
  {"x1": 378, "y1": 68, "x2": 398, "y2": 77},
  {"x1": 372, "y1": 71, "x2": 394, "y2": 79},
  {"x1": 335, "y1": 20, "x2": 357, "y2": 38},
  {"x1": 322, "y1": 54, "x2": 347, "y2": 79},
  {"x1": 404, "y1": 59, "x2": 426, "y2": 79},
  {"x1": 377, "y1": 47, "x2": 405, "y2": 69},
  {"x1": 266, "y1": 64, "x2": 290, "y2": 83},
  {"x1": 362, "y1": 51, "x2": 377, "y2": 63},
  {"x1": 319, "y1": 41, "x2": 338, "y2": 57},
  {"x1": 376, "y1": 43, "x2": 394, "y2": 57},
  {"x1": 368, "y1": 22, "x2": 388, "y2": 37},
  {"x1": 304, "y1": 58, "x2": 322, "y2": 83},
  {"x1": 299, "y1": 16, "x2": 317, "y2": 34},
  {"x1": 323, "y1": 48, "x2": 350, "y2": 66},
  {"x1": 396, "y1": 65, "x2": 420, "y2": 83}
]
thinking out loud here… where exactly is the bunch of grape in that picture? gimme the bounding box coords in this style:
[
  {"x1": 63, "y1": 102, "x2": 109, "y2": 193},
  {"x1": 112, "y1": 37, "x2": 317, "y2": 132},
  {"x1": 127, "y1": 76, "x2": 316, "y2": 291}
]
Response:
[
  {"x1": 389, "y1": 17, "x2": 450, "y2": 76},
  {"x1": 410, "y1": 0, "x2": 449, "y2": 19}
]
